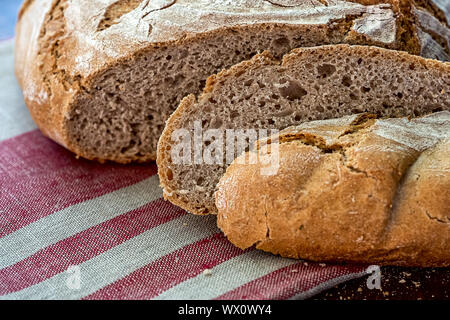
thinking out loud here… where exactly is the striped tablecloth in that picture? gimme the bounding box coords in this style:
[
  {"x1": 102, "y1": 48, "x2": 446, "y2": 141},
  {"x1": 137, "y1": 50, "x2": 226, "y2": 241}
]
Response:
[{"x1": 0, "y1": 2, "x2": 370, "y2": 300}]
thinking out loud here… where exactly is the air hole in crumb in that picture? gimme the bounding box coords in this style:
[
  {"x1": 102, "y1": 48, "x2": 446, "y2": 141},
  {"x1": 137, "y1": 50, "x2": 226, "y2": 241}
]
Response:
[
  {"x1": 342, "y1": 76, "x2": 352, "y2": 87},
  {"x1": 273, "y1": 37, "x2": 290, "y2": 47},
  {"x1": 199, "y1": 80, "x2": 206, "y2": 90},
  {"x1": 317, "y1": 64, "x2": 336, "y2": 78},
  {"x1": 277, "y1": 79, "x2": 308, "y2": 101},
  {"x1": 361, "y1": 87, "x2": 371, "y2": 93}
]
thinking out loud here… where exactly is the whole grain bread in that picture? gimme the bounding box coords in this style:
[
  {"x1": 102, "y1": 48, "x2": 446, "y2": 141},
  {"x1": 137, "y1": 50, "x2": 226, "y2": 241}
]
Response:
[
  {"x1": 216, "y1": 112, "x2": 450, "y2": 267},
  {"x1": 157, "y1": 45, "x2": 450, "y2": 215},
  {"x1": 15, "y1": 0, "x2": 450, "y2": 163}
]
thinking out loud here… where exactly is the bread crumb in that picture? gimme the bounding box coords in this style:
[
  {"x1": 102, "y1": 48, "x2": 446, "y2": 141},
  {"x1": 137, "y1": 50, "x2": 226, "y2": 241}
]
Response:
[
  {"x1": 203, "y1": 269, "x2": 212, "y2": 276},
  {"x1": 399, "y1": 279, "x2": 406, "y2": 284},
  {"x1": 402, "y1": 272, "x2": 412, "y2": 277},
  {"x1": 291, "y1": 269, "x2": 298, "y2": 273}
]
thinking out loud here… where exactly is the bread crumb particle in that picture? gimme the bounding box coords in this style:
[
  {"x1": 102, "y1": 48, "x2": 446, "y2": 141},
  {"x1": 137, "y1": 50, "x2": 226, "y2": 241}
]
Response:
[
  {"x1": 203, "y1": 269, "x2": 212, "y2": 276},
  {"x1": 403, "y1": 272, "x2": 412, "y2": 277}
]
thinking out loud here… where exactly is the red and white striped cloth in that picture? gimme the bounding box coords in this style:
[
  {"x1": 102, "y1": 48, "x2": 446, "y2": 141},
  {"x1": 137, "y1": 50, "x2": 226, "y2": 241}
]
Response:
[{"x1": 0, "y1": 40, "x2": 369, "y2": 300}]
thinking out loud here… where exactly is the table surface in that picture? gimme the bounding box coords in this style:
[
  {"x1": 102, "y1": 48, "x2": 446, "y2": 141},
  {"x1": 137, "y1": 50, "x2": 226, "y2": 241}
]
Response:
[
  {"x1": 2, "y1": 0, "x2": 448, "y2": 301},
  {"x1": 315, "y1": 267, "x2": 450, "y2": 300}
]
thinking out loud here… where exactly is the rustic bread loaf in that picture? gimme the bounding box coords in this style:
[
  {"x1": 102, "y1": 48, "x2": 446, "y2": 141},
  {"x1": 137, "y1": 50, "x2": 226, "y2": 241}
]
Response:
[
  {"x1": 216, "y1": 112, "x2": 450, "y2": 267},
  {"x1": 157, "y1": 45, "x2": 450, "y2": 215},
  {"x1": 15, "y1": 0, "x2": 450, "y2": 163}
]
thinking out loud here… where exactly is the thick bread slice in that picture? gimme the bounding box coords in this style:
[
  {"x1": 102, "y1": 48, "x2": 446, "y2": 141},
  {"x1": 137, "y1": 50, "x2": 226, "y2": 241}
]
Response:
[
  {"x1": 216, "y1": 112, "x2": 450, "y2": 267},
  {"x1": 157, "y1": 45, "x2": 450, "y2": 215},
  {"x1": 15, "y1": 0, "x2": 450, "y2": 163}
]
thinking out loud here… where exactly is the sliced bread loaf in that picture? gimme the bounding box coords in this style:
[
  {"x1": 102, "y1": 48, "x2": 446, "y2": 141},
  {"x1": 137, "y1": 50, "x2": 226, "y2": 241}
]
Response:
[
  {"x1": 15, "y1": 0, "x2": 449, "y2": 163},
  {"x1": 216, "y1": 112, "x2": 450, "y2": 267},
  {"x1": 157, "y1": 45, "x2": 450, "y2": 215}
]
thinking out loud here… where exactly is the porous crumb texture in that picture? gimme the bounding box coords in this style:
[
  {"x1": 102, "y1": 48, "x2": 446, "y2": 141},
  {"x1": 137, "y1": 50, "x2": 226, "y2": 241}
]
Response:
[
  {"x1": 67, "y1": 25, "x2": 372, "y2": 162},
  {"x1": 14, "y1": 0, "x2": 450, "y2": 163},
  {"x1": 157, "y1": 45, "x2": 450, "y2": 215}
]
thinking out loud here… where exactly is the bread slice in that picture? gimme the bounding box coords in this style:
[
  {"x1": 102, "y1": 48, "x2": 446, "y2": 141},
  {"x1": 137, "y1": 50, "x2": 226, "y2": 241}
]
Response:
[
  {"x1": 157, "y1": 45, "x2": 450, "y2": 215},
  {"x1": 215, "y1": 112, "x2": 450, "y2": 267},
  {"x1": 15, "y1": 0, "x2": 449, "y2": 163}
]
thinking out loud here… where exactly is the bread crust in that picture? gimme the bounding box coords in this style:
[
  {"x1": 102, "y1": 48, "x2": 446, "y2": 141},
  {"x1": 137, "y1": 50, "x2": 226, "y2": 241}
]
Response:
[
  {"x1": 216, "y1": 112, "x2": 450, "y2": 267},
  {"x1": 15, "y1": 0, "x2": 450, "y2": 163}
]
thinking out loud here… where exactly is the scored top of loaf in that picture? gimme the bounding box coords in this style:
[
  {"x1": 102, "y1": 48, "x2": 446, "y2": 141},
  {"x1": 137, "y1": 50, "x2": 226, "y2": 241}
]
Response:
[
  {"x1": 17, "y1": 0, "x2": 449, "y2": 83},
  {"x1": 275, "y1": 111, "x2": 450, "y2": 151}
]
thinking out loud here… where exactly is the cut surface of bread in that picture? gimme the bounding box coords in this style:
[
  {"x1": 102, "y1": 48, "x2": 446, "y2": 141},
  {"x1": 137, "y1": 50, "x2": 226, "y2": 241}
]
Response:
[
  {"x1": 15, "y1": 0, "x2": 450, "y2": 163},
  {"x1": 157, "y1": 45, "x2": 450, "y2": 215},
  {"x1": 216, "y1": 112, "x2": 450, "y2": 267}
]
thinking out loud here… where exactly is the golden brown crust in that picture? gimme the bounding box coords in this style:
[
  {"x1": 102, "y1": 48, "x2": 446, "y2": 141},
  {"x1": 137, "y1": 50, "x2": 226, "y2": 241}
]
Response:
[
  {"x1": 15, "y1": 0, "x2": 450, "y2": 163},
  {"x1": 216, "y1": 112, "x2": 450, "y2": 267}
]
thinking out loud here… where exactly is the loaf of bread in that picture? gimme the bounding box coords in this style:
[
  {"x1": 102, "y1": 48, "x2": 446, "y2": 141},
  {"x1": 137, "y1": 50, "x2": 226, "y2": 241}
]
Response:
[
  {"x1": 157, "y1": 45, "x2": 450, "y2": 215},
  {"x1": 216, "y1": 112, "x2": 450, "y2": 267},
  {"x1": 15, "y1": 0, "x2": 449, "y2": 163}
]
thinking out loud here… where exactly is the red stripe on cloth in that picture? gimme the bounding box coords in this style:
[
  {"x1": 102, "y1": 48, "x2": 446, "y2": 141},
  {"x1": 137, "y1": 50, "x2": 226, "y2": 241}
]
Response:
[
  {"x1": 84, "y1": 234, "x2": 248, "y2": 300},
  {"x1": 0, "y1": 130, "x2": 157, "y2": 238},
  {"x1": 216, "y1": 263, "x2": 367, "y2": 300},
  {"x1": 0, "y1": 199, "x2": 185, "y2": 295}
]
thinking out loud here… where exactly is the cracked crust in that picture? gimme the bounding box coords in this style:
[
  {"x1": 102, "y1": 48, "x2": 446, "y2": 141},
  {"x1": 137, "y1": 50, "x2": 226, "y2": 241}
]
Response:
[
  {"x1": 216, "y1": 112, "x2": 450, "y2": 267},
  {"x1": 15, "y1": 0, "x2": 450, "y2": 163}
]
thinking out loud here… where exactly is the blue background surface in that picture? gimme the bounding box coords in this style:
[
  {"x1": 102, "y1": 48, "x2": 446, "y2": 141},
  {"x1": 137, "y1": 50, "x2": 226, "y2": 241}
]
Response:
[{"x1": 0, "y1": 0, "x2": 24, "y2": 40}]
